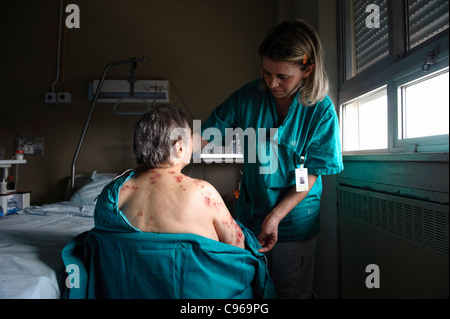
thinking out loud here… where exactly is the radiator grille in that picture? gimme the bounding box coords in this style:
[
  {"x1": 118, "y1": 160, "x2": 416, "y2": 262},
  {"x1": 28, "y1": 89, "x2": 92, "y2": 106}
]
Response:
[{"x1": 338, "y1": 185, "x2": 449, "y2": 254}]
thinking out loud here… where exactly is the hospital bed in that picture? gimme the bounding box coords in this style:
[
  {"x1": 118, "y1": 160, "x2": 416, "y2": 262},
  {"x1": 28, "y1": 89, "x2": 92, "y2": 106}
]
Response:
[{"x1": 0, "y1": 171, "x2": 113, "y2": 298}]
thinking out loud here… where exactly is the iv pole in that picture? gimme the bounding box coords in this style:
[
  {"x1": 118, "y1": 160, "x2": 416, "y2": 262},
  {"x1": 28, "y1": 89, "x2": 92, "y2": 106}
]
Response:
[{"x1": 70, "y1": 56, "x2": 148, "y2": 195}]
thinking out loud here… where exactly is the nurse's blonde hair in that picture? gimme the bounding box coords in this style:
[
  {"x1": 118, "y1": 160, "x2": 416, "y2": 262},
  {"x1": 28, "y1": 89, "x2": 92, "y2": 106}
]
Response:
[{"x1": 258, "y1": 19, "x2": 329, "y2": 106}]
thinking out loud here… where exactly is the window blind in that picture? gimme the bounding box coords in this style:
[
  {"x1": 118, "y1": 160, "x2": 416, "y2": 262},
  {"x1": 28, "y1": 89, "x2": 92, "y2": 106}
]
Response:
[
  {"x1": 408, "y1": 0, "x2": 449, "y2": 49},
  {"x1": 353, "y1": 0, "x2": 389, "y2": 73}
]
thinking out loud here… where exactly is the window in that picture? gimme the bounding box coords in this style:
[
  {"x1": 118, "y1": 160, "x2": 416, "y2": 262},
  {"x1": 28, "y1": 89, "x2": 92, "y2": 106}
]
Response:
[
  {"x1": 398, "y1": 68, "x2": 449, "y2": 139},
  {"x1": 341, "y1": 87, "x2": 388, "y2": 151},
  {"x1": 339, "y1": 0, "x2": 449, "y2": 154}
]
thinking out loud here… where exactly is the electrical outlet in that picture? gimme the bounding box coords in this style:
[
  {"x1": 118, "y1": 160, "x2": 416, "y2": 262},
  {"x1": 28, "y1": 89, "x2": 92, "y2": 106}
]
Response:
[
  {"x1": 45, "y1": 92, "x2": 71, "y2": 103},
  {"x1": 58, "y1": 92, "x2": 71, "y2": 103},
  {"x1": 15, "y1": 137, "x2": 44, "y2": 156},
  {"x1": 45, "y1": 92, "x2": 58, "y2": 103}
]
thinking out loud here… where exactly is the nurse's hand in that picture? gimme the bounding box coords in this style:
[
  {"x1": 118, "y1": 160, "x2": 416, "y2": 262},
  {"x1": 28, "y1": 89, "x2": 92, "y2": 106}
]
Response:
[{"x1": 257, "y1": 213, "x2": 280, "y2": 253}]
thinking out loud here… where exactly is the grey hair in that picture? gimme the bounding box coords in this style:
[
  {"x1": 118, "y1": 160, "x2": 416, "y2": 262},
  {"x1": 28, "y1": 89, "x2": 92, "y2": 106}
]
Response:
[{"x1": 134, "y1": 103, "x2": 189, "y2": 168}]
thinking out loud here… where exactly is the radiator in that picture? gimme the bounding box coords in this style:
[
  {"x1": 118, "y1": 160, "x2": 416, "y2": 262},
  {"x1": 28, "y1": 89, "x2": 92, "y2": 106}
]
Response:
[{"x1": 338, "y1": 185, "x2": 449, "y2": 298}]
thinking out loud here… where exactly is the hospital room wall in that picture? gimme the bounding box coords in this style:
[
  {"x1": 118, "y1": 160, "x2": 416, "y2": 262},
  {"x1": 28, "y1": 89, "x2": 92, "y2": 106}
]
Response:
[
  {"x1": 0, "y1": 0, "x2": 275, "y2": 203},
  {"x1": 315, "y1": 0, "x2": 341, "y2": 300}
]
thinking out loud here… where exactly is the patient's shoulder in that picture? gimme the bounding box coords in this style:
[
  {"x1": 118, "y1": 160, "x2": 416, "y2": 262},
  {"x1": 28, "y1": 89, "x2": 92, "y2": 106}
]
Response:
[
  {"x1": 190, "y1": 178, "x2": 218, "y2": 197},
  {"x1": 186, "y1": 178, "x2": 227, "y2": 213}
]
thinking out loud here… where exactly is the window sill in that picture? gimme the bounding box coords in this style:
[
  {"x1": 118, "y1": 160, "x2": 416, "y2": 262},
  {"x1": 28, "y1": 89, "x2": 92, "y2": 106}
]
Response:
[{"x1": 342, "y1": 152, "x2": 449, "y2": 162}]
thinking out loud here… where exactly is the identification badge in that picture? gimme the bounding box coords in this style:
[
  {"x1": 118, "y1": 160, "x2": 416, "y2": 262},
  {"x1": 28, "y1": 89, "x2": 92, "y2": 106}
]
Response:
[
  {"x1": 295, "y1": 156, "x2": 309, "y2": 192},
  {"x1": 295, "y1": 167, "x2": 309, "y2": 192}
]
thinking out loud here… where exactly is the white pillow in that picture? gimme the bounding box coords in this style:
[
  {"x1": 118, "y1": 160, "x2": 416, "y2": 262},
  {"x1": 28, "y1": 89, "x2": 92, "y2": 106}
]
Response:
[{"x1": 70, "y1": 171, "x2": 114, "y2": 205}]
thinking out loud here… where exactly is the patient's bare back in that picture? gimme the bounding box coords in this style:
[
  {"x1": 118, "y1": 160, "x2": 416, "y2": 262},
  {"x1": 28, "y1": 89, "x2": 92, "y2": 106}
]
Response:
[{"x1": 118, "y1": 168, "x2": 245, "y2": 249}]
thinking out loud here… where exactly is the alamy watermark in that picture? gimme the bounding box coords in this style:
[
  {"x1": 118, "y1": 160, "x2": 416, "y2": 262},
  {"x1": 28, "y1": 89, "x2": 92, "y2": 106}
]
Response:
[
  {"x1": 365, "y1": 4, "x2": 380, "y2": 29},
  {"x1": 170, "y1": 120, "x2": 280, "y2": 175},
  {"x1": 65, "y1": 4, "x2": 80, "y2": 29},
  {"x1": 365, "y1": 264, "x2": 381, "y2": 289},
  {"x1": 65, "y1": 264, "x2": 80, "y2": 289}
]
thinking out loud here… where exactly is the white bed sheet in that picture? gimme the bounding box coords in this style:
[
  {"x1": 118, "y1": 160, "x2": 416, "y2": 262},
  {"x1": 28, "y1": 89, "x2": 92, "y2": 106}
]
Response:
[{"x1": 0, "y1": 202, "x2": 95, "y2": 299}]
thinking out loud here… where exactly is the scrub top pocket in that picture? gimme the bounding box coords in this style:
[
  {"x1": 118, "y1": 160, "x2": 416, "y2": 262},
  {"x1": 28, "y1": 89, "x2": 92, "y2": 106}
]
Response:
[{"x1": 261, "y1": 142, "x2": 301, "y2": 190}]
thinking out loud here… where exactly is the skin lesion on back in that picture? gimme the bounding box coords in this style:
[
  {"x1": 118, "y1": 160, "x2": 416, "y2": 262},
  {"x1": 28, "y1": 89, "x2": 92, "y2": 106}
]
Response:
[
  {"x1": 121, "y1": 170, "x2": 246, "y2": 249},
  {"x1": 196, "y1": 182, "x2": 245, "y2": 249},
  {"x1": 224, "y1": 215, "x2": 245, "y2": 248}
]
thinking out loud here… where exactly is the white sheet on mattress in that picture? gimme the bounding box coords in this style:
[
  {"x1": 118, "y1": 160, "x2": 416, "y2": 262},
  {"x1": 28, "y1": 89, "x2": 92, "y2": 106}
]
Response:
[{"x1": 0, "y1": 203, "x2": 95, "y2": 299}]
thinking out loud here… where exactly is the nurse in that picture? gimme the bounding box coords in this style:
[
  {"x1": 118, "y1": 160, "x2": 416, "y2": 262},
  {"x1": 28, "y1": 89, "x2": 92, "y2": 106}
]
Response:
[{"x1": 200, "y1": 19, "x2": 343, "y2": 298}]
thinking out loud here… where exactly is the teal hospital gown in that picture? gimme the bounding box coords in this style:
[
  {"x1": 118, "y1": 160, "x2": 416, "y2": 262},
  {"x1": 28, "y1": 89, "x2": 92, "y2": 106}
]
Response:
[
  {"x1": 61, "y1": 170, "x2": 276, "y2": 299},
  {"x1": 202, "y1": 79, "x2": 343, "y2": 241}
]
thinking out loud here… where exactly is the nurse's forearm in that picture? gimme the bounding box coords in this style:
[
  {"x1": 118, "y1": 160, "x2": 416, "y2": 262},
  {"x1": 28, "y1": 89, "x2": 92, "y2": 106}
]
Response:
[
  {"x1": 257, "y1": 174, "x2": 318, "y2": 252},
  {"x1": 270, "y1": 174, "x2": 318, "y2": 223}
]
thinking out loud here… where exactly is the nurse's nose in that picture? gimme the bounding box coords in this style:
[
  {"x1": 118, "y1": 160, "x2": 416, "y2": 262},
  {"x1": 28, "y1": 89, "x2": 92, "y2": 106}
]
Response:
[{"x1": 267, "y1": 77, "x2": 279, "y2": 89}]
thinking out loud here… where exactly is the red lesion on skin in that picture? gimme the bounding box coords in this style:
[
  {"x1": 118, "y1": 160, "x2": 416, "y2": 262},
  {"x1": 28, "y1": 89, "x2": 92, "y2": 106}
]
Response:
[
  {"x1": 220, "y1": 214, "x2": 233, "y2": 228},
  {"x1": 201, "y1": 188, "x2": 215, "y2": 208},
  {"x1": 232, "y1": 219, "x2": 244, "y2": 245},
  {"x1": 122, "y1": 185, "x2": 138, "y2": 191},
  {"x1": 150, "y1": 172, "x2": 162, "y2": 180},
  {"x1": 221, "y1": 215, "x2": 245, "y2": 246},
  {"x1": 193, "y1": 179, "x2": 205, "y2": 188},
  {"x1": 168, "y1": 171, "x2": 176, "y2": 175},
  {"x1": 138, "y1": 212, "x2": 144, "y2": 217},
  {"x1": 174, "y1": 175, "x2": 184, "y2": 183},
  {"x1": 212, "y1": 201, "x2": 224, "y2": 213},
  {"x1": 235, "y1": 228, "x2": 244, "y2": 245},
  {"x1": 149, "y1": 171, "x2": 162, "y2": 185}
]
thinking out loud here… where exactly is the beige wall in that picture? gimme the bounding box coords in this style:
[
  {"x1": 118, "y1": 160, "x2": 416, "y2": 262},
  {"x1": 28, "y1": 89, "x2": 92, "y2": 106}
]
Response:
[{"x1": 0, "y1": 0, "x2": 275, "y2": 202}]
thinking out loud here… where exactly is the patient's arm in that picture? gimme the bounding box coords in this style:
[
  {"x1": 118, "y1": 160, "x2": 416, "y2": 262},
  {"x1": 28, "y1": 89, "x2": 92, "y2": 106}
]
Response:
[{"x1": 197, "y1": 181, "x2": 245, "y2": 249}]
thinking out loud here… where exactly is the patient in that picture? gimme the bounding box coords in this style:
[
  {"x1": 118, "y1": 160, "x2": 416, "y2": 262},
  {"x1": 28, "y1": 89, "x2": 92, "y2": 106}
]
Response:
[{"x1": 118, "y1": 103, "x2": 245, "y2": 249}]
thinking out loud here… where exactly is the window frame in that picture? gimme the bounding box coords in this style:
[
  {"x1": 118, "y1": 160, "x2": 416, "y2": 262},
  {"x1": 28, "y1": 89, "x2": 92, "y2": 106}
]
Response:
[{"x1": 338, "y1": 0, "x2": 449, "y2": 155}]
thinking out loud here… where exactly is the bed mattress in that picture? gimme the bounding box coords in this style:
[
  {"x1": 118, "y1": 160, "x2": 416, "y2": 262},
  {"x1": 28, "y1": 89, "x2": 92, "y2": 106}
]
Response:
[{"x1": 0, "y1": 202, "x2": 95, "y2": 298}]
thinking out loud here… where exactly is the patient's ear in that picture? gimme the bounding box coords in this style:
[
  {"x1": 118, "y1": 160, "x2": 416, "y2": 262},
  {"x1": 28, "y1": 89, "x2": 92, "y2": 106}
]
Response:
[
  {"x1": 169, "y1": 140, "x2": 183, "y2": 163},
  {"x1": 169, "y1": 128, "x2": 189, "y2": 157},
  {"x1": 174, "y1": 139, "x2": 186, "y2": 157},
  {"x1": 176, "y1": 140, "x2": 184, "y2": 154}
]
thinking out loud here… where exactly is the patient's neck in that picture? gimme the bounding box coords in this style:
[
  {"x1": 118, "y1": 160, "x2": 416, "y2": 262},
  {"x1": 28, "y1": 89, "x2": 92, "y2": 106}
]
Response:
[{"x1": 145, "y1": 161, "x2": 187, "y2": 174}]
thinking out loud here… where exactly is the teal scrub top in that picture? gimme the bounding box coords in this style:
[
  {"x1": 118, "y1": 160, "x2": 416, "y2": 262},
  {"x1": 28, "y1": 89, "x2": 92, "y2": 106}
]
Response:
[
  {"x1": 61, "y1": 170, "x2": 277, "y2": 299},
  {"x1": 201, "y1": 79, "x2": 343, "y2": 241}
]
